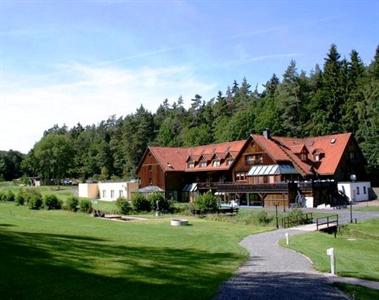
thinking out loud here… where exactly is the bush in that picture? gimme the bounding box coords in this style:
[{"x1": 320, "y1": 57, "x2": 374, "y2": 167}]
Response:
[
  {"x1": 116, "y1": 197, "x2": 131, "y2": 215},
  {"x1": 44, "y1": 194, "x2": 62, "y2": 210},
  {"x1": 21, "y1": 189, "x2": 43, "y2": 208},
  {"x1": 2, "y1": 190, "x2": 15, "y2": 202},
  {"x1": 15, "y1": 191, "x2": 26, "y2": 206},
  {"x1": 28, "y1": 193, "x2": 43, "y2": 210},
  {"x1": 192, "y1": 192, "x2": 219, "y2": 214},
  {"x1": 65, "y1": 196, "x2": 79, "y2": 212},
  {"x1": 79, "y1": 199, "x2": 93, "y2": 213},
  {"x1": 131, "y1": 193, "x2": 151, "y2": 212},
  {"x1": 0, "y1": 191, "x2": 6, "y2": 201},
  {"x1": 256, "y1": 210, "x2": 273, "y2": 225},
  {"x1": 148, "y1": 192, "x2": 170, "y2": 212}
]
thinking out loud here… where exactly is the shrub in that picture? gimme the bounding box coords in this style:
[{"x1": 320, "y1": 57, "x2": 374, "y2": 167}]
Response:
[
  {"x1": 192, "y1": 192, "x2": 219, "y2": 214},
  {"x1": 2, "y1": 190, "x2": 15, "y2": 202},
  {"x1": 0, "y1": 191, "x2": 6, "y2": 201},
  {"x1": 116, "y1": 197, "x2": 131, "y2": 214},
  {"x1": 148, "y1": 192, "x2": 170, "y2": 212},
  {"x1": 21, "y1": 189, "x2": 43, "y2": 207},
  {"x1": 131, "y1": 193, "x2": 151, "y2": 212},
  {"x1": 65, "y1": 196, "x2": 79, "y2": 212},
  {"x1": 256, "y1": 210, "x2": 273, "y2": 225},
  {"x1": 44, "y1": 194, "x2": 62, "y2": 210},
  {"x1": 28, "y1": 193, "x2": 43, "y2": 210},
  {"x1": 15, "y1": 191, "x2": 25, "y2": 206},
  {"x1": 79, "y1": 199, "x2": 93, "y2": 213}
]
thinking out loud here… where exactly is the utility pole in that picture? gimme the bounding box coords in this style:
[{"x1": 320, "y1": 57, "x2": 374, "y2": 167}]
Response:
[{"x1": 275, "y1": 203, "x2": 279, "y2": 229}]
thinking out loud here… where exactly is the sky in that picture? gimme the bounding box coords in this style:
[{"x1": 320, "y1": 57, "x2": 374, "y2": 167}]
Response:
[{"x1": 0, "y1": 0, "x2": 378, "y2": 153}]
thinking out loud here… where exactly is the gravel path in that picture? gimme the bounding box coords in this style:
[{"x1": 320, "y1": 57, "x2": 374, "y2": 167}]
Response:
[{"x1": 214, "y1": 210, "x2": 379, "y2": 300}]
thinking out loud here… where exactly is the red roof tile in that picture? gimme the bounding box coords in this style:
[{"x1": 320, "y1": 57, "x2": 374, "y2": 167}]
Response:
[
  {"x1": 148, "y1": 140, "x2": 247, "y2": 172},
  {"x1": 273, "y1": 133, "x2": 352, "y2": 175},
  {"x1": 251, "y1": 135, "x2": 289, "y2": 161},
  {"x1": 143, "y1": 133, "x2": 352, "y2": 177}
]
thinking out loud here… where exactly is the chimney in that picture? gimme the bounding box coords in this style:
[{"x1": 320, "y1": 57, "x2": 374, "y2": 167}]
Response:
[{"x1": 263, "y1": 128, "x2": 271, "y2": 139}]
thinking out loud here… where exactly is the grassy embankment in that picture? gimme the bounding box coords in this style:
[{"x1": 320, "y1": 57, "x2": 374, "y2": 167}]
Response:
[
  {"x1": 0, "y1": 201, "x2": 271, "y2": 299},
  {"x1": 280, "y1": 218, "x2": 379, "y2": 281}
]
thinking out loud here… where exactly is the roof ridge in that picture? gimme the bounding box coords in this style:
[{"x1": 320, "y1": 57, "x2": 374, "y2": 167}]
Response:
[{"x1": 271, "y1": 138, "x2": 310, "y2": 175}]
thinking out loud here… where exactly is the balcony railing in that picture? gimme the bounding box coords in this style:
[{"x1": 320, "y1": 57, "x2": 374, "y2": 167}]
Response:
[{"x1": 197, "y1": 182, "x2": 293, "y2": 193}]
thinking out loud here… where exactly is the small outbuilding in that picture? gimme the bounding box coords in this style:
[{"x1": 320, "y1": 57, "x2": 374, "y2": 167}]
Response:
[
  {"x1": 78, "y1": 180, "x2": 139, "y2": 201},
  {"x1": 337, "y1": 181, "x2": 371, "y2": 202}
]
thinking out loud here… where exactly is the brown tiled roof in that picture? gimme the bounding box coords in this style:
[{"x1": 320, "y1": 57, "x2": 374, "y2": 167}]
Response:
[
  {"x1": 143, "y1": 133, "x2": 352, "y2": 176},
  {"x1": 273, "y1": 133, "x2": 352, "y2": 175},
  {"x1": 148, "y1": 140, "x2": 247, "y2": 172}
]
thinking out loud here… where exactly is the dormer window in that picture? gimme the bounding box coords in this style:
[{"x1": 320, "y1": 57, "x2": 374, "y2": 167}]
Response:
[
  {"x1": 226, "y1": 158, "x2": 234, "y2": 166},
  {"x1": 314, "y1": 154, "x2": 320, "y2": 162},
  {"x1": 199, "y1": 161, "x2": 207, "y2": 168},
  {"x1": 300, "y1": 153, "x2": 307, "y2": 161},
  {"x1": 188, "y1": 161, "x2": 195, "y2": 168},
  {"x1": 212, "y1": 160, "x2": 220, "y2": 167}
]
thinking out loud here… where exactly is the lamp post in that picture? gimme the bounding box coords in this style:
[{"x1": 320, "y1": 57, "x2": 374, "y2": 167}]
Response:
[
  {"x1": 275, "y1": 203, "x2": 279, "y2": 229},
  {"x1": 350, "y1": 174, "x2": 356, "y2": 223}
]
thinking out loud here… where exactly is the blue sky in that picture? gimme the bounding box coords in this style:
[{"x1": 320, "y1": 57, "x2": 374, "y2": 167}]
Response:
[{"x1": 0, "y1": 0, "x2": 378, "y2": 152}]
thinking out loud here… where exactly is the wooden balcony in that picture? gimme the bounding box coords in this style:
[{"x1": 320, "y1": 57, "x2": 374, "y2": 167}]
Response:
[{"x1": 197, "y1": 182, "x2": 294, "y2": 193}]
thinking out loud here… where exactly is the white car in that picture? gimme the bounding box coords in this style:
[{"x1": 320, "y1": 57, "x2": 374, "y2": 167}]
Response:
[{"x1": 229, "y1": 200, "x2": 239, "y2": 208}]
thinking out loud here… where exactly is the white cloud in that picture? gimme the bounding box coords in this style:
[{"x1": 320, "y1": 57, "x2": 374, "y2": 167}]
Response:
[{"x1": 0, "y1": 63, "x2": 217, "y2": 153}]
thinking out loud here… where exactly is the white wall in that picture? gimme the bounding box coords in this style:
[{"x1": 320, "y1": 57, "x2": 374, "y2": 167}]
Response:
[
  {"x1": 338, "y1": 182, "x2": 371, "y2": 202},
  {"x1": 98, "y1": 182, "x2": 128, "y2": 201},
  {"x1": 78, "y1": 183, "x2": 99, "y2": 199}
]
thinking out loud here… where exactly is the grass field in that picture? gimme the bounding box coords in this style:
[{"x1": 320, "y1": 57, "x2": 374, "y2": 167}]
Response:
[
  {"x1": 280, "y1": 218, "x2": 379, "y2": 281},
  {"x1": 334, "y1": 283, "x2": 379, "y2": 300},
  {"x1": 0, "y1": 202, "x2": 270, "y2": 299},
  {"x1": 354, "y1": 206, "x2": 379, "y2": 212}
]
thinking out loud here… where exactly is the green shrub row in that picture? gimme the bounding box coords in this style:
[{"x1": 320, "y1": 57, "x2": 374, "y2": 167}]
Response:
[
  {"x1": 0, "y1": 189, "x2": 92, "y2": 213},
  {"x1": 205, "y1": 210, "x2": 274, "y2": 226},
  {"x1": 114, "y1": 192, "x2": 171, "y2": 214}
]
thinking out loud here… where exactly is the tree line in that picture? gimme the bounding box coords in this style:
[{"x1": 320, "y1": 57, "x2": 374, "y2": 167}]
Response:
[{"x1": 2, "y1": 44, "x2": 378, "y2": 183}]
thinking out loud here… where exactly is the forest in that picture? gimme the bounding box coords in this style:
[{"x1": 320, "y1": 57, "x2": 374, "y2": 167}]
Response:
[{"x1": 1, "y1": 44, "x2": 378, "y2": 183}]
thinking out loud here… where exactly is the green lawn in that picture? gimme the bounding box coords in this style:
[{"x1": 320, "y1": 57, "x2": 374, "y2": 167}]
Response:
[
  {"x1": 280, "y1": 218, "x2": 379, "y2": 281},
  {"x1": 0, "y1": 202, "x2": 270, "y2": 299},
  {"x1": 334, "y1": 283, "x2": 379, "y2": 300},
  {"x1": 354, "y1": 206, "x2": 379, "y2": 212}
]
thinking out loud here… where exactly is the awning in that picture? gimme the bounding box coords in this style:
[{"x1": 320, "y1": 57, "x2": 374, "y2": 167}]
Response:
[
  {"x1": 247, "y1": 164, "x2": 299, "y2": 176},
  {"x1": 137, "y1": 185, "x2": 164, "y2": 193},
  {"x1": 182, "y1": 183, "x2": 198, "y2": 192}
]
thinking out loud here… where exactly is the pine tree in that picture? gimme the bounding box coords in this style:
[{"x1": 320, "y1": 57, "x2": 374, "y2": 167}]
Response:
[
  {"x1": 264, "y1": 73, "x2": 280, "y2": 98},
  {"x1": 276, "y1": 60, "x2": 303, "y2": 136}
]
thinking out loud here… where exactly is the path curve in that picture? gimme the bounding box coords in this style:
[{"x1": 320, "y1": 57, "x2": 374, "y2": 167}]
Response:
[
  {"x1": 215, "y1": 210, "x2": 379, "y2": 300},
  {"x1": 215, "y1": 228, "x2": 348, "y2": 300}
]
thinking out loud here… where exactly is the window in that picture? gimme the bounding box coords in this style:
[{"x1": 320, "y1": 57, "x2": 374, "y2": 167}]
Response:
[
  {"x1": 356, "y1": 186, "x2": 360, "y2": 195},
  {"x1": 246, "y1": 154, "x2": 263, "y2": 165},
  {"x1": 212, "y1": 160, "x2": 220, "y2": 167},
  {"x1": 314, "y1": 154, "x2": 320, "y2": 162},
  {"x1": 111, "y1": 190, "x2": 114, "y2": 198},
  {"x1": 102, "y1": 190, "x2": 106, "y2": 198},
  {"x1": 119, "y1": 190, "x2": 124, "y2": 198},
  {"x1": 246, "y1": 155, "x2": 255, "y2": 164},
  {"x1": 148, "y1": 165, "x2": 152, "y2": 171},
  {"x1": 149, "y1": 178, "x2": 153, "y2": 185},
  {"x1": 235, "y1": 172, "x2": 247, "y2": 181},
  {"x1": 300, "y1": 153, "x2": 307, "y2": 161},
  {"x1": 363, "y1": 186, "x2": 367, "y2": 194},
  {"x1": 187, "y1": 161, "x2": 195, "y2": 168},
  {"x1": 199, "y1": 161, "x2": 207, "y2": 167},
  {"x1": 269, "y1": 175, "x2": 275, "y2": 183},
  {"x1": 226, "y1": 158, "x2": 234, "y2": 166}
]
